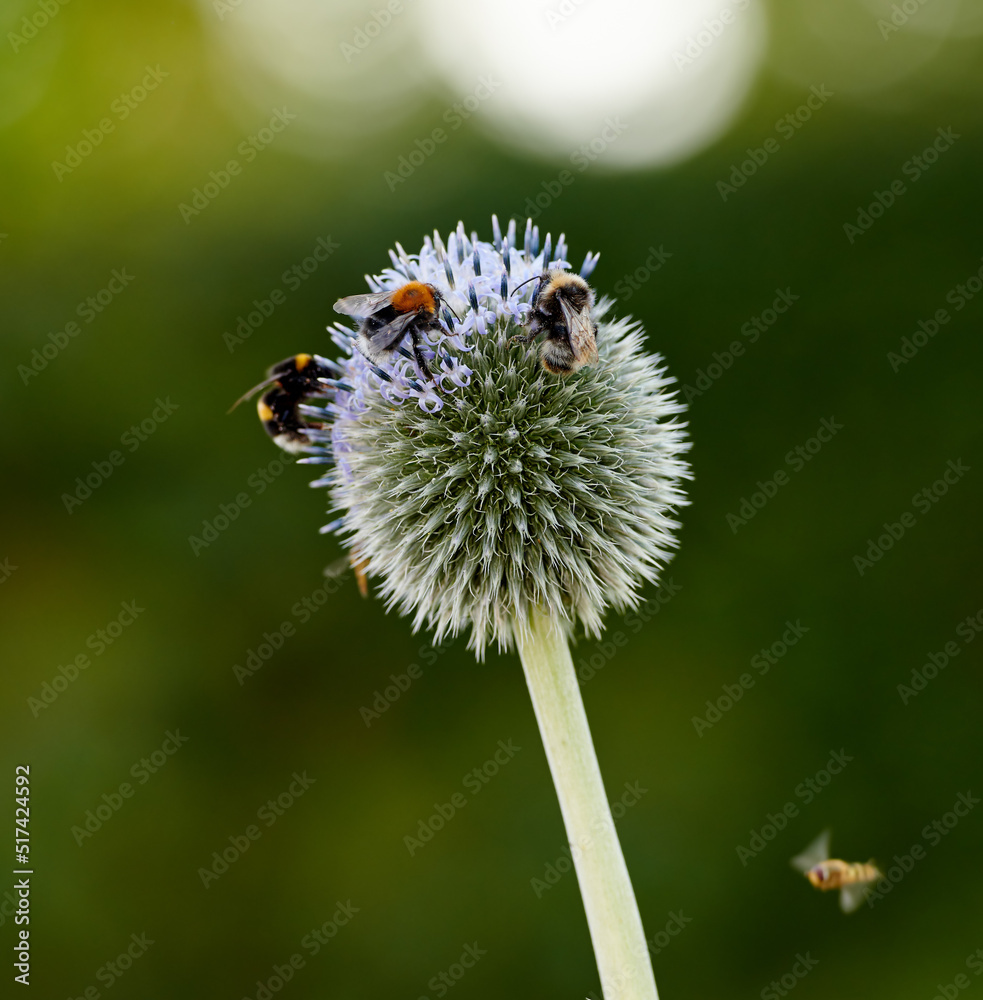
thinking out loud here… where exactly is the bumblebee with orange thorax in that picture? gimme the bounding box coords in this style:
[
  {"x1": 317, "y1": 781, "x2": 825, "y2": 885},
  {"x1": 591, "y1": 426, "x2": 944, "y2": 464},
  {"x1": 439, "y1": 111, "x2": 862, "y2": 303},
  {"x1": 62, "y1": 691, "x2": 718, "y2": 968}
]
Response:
[
  {"x1": 791, "y1": 830, "x2": 882, "y2": 913},
  {"x1": 334, "y1": 281, "x2": 447, "y2": 379}
]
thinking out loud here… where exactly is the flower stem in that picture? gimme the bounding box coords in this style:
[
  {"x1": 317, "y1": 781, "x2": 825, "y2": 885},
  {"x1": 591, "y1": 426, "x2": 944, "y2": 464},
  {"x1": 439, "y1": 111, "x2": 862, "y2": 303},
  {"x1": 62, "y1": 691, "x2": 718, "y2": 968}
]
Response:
[{"x1": 516, "y1": 605, "x2": 659, "y2": 1000}]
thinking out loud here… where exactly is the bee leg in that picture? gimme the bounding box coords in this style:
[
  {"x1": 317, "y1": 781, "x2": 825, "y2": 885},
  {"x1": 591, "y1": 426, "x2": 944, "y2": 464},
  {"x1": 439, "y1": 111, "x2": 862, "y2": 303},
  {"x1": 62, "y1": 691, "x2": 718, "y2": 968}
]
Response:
[
  {"x1": 510, "y1": 309, "x2": 546, "y2": 347},
  {"x1": 508, "y1": 329, "x2": 538, "y2": 346},
  {"x1": 410, "y1": 335, "x2": 434, "y2": 380}
]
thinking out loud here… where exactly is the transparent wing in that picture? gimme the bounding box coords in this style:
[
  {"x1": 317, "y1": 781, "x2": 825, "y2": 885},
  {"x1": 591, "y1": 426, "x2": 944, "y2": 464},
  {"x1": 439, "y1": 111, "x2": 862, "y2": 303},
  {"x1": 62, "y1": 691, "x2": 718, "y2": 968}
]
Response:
[
  {"x1": 324, "y1": 553, "x2": 369, "y2": 598},
  {"x1": 363, "y1": 310, "x2": 417, "y2": 353},
  {"x1": 333, "y1": 290, "x2": 395, "y2": 319},
  {"x1": 559, "y1": 298, "x2": 599, "y2": 365},
  {"x1": 323, "y1": 557, "x2": 351, "y2": 579},
  {"x1": 791, "y1": 829, "x2": 831, "y2": 873},
  {"x1": 839, "y1": 881, "x2": 873, "y2": 914}
]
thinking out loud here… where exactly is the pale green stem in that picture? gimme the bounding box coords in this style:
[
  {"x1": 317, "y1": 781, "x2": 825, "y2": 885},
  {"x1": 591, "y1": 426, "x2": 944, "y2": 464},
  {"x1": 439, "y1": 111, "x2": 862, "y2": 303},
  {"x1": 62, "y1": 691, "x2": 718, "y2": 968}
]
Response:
[{"x1": 515, "y1": 605, "x2": 659, "y2": 1000}]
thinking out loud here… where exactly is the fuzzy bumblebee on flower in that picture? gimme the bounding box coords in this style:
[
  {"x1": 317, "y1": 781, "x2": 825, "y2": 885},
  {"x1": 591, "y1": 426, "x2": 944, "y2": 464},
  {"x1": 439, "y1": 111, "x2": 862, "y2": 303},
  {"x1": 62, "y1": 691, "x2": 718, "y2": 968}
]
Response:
[{"x1": 238, "y1": 216, "x2": 691, "y2": 1000}]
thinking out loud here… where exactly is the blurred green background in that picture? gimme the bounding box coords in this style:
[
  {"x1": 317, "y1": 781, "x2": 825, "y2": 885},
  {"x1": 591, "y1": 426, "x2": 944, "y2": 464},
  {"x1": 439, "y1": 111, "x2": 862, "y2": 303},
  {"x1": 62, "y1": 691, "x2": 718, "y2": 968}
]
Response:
[{"x1": 2, "y1": 0, "x2": 982, "y2": 997}]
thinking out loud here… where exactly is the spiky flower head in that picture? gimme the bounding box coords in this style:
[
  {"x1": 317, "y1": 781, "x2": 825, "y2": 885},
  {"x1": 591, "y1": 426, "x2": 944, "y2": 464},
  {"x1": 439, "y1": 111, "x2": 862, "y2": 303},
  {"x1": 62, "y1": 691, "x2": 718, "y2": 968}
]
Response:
[{"x1": 300, "y1": 217, "x2": 690, "y2": 656}]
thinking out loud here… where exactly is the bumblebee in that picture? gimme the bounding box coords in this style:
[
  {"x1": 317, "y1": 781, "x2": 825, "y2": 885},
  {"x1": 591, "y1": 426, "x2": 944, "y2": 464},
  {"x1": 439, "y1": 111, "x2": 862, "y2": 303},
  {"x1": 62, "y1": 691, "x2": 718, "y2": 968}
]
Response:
[
  {"x1": 334, "y1": 281, "x2": 446, "y2": 378},
  {"x1": 229, "y1": 353, "x2": 333, "y2": 454},
  {"x1": 513, "y1": 269, "x2": 599, "y2": 375},
  {"x1": 791, "y1": 830, "x2": 882, "y2": 913}
]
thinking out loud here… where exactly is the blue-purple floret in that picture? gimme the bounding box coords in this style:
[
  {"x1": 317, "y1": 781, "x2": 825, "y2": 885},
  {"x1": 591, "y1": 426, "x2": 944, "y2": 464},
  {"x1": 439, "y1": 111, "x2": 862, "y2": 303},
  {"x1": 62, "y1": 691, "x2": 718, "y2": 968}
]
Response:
[{"x1": 307, "y1": 217, "x2": 595, "y2": 487}]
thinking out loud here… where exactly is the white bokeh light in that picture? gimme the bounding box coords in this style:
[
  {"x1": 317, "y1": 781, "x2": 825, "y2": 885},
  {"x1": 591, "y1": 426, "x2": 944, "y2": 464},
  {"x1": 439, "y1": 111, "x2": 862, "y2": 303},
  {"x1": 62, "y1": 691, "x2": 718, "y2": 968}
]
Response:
[
  {"x1": 197, "y1": 0, "x2": 767, "y2": 167},
  {"x1": 198, "y1": 0, "x2": 434, "y2": 153},
  {"x1": 416, "y1": 0, "x2": 768, "y2": 168}
]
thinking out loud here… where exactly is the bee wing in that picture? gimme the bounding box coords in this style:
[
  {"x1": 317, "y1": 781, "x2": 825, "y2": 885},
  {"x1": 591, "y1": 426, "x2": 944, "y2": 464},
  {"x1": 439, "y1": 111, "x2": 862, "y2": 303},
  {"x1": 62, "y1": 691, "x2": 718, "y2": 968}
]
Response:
[
  {"x1": 323, "y1": 553, "x2": 370, "y2": 598},
  {"x1": 363, "y1": 310, "x2": 418, "y2": 353},
  {"x1": 791, "y1": 829, "x2": 831, "y2": 873},
  {"x1": 323, "y1": 557, "x2": 351, "y2": 579},
  {"x1": 558, "y1": 297, "x2": 599, "y2": 365},
  {"x1": 839, "y1": 881, "x2": 874, "y2": 914},
  {"x1": 333, "y1": 290, "x2": 395, "y2": 319}
]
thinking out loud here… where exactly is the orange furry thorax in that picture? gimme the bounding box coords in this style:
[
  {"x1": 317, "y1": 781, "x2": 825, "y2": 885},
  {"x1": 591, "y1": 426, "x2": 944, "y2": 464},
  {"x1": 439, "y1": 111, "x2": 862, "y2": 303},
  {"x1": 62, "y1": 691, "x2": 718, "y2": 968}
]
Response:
[{"x1": 391, "y1": 281, "x2": 436, "y2": 315}]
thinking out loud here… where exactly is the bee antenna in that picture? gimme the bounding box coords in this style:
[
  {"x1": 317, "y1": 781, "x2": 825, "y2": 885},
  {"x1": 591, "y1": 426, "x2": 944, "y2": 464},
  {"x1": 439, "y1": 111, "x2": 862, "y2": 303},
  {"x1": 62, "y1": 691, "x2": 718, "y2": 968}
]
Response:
[
  {"x1": 511, "y1": 273, "x2": 544, "y2": 298},
  {"x1": 433, "y1": 288, "x2": 461, "y2": 322},
  {"x1": 227, "y1": 374, "x2": 278, "y2": 414}
]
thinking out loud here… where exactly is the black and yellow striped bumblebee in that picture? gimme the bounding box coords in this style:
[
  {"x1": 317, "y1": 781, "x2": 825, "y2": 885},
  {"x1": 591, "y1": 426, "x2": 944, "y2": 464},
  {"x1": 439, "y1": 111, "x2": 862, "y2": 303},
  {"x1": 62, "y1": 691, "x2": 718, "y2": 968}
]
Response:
[
  {"x1": 232, "y1": 354, "x2": 370, "y2": 595},
  {"x1": 229, "y1": 353, "x2": 335, "y2": 454},
  {"x1": 512, "y1": 269, "x2": 599, "y2": 375}
]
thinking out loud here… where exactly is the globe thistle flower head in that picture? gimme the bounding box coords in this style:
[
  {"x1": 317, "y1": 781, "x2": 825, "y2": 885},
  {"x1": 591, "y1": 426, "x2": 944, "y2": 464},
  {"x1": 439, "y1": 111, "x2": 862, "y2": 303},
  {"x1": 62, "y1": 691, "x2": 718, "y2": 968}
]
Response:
[{"x1": 302, "y1": 217, "x2": 690, "y2": 656}]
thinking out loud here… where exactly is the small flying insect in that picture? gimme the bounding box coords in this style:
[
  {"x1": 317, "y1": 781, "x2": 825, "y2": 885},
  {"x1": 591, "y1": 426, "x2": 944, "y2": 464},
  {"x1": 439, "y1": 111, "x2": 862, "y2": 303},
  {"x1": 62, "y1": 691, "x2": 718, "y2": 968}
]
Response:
[
  {"x1": 325, "y1": 549, "x2": 370, "y2": 598},
  {"x1": 791, "y1": 830, "x2": 882, "y2": 913},
  {"x1": 350, "y1": 550, "x2": 370, "y2": 598},
  {"x1": 512, "y1": 268, "x2": 599, "y2": 375},
  {"x1": 229, "y1": 353, "x2": 333, "y2": 454},
  {"x1": 333, "y1": 281, "x2": 448, "y2": 378}
]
